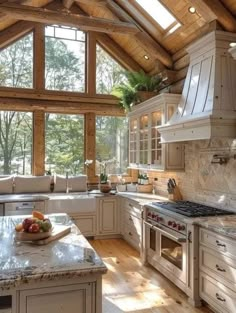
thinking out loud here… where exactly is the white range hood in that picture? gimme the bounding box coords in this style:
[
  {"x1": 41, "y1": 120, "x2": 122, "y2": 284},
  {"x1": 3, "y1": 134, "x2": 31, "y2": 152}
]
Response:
[{"x1": 158, "y1": 31, "x2": 236, "y2": 143}]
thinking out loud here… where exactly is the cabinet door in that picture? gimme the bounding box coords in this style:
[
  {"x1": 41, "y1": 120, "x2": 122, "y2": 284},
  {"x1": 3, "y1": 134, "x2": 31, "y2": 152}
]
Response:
[
  {"x1": 72, "y1": 215, "x2": 96, "y2": 236},
  {"x1": 129, "y1": 117, "x2": 138, "y2": 166},
  {"x1": 19, "y1": 283, "x2": 93, "y2": 313},
  {"x1": 139, "y1": 114, "x2": 149, "y2": 165},
  {"x1": 151, "y1": 110, "x2": 163, "y2": 168},
  {"x1": 98, "y1": 198, "x2": 118, "y2": 235}
]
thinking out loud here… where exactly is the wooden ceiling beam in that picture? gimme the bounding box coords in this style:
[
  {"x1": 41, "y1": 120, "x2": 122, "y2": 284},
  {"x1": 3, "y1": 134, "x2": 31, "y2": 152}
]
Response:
[
  {"x1": 96, "y1": 33, "x2": 142, "y2": 72},
  {"x1": 62, "y1": 0, "x2": 74, "y2": 9},
  {"x1": 189, "y1": 0, "x2": 236, "y2": 32},
  {"x1": 0, "y1": 87, "x2": 119, "y2": 104},
  {"x1": 0, "y1": 97, "x2": 125, "y2": 116},
  {"x1": 105, "y1": 0, "x2": 172, "y2": 68},
  {"x1": 0, "y1": 20, "x2": 35, "y2": 49},
  {"x1": 0, "y1": 3, "x2": 140, "y2": 34}
]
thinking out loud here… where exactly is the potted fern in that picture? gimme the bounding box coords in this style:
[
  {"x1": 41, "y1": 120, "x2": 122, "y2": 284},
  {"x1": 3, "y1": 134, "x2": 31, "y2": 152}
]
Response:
[{"x1": 112, "y1": 70, "x2": 163, "y2": 111}]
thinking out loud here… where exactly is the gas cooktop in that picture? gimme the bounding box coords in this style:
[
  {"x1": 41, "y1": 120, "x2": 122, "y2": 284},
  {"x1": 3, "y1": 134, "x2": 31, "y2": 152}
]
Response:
[{"x1": 151, "y1": 201, "x2": 234, "y2": 217}]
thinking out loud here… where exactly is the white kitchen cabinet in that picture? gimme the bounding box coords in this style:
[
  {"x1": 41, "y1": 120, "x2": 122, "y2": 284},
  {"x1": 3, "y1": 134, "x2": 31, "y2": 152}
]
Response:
[
  {"x1": 121, "y1": 198, "x2": 142, "y2": 252},
  {"x1": 199, "y1": 228, "x2": 236, "y2": 313},
  {"x1": 70, "y1": 213, "x2": 96, "y2": 236},
  {"x1": 128, "y1": 93, "x2": 184, "y2": 171},
  {"x1": 19, "y1": 283, "x2": 94, "y2": 313},
  {"x1": 96, "y1": 197, "x2": 119, "y2": 236}
]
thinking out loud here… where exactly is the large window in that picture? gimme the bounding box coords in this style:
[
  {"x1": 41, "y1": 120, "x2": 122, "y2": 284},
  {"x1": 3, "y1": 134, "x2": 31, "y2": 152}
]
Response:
[
  {"x1": 96, "y1": 116, "x2": 128, "y2": 175},
  {"x1": 0, "y1": 33, "x2": 33, "y2": 88},
  {"x1": 45, "y1": 25, "x2": 86, "y2": 92},
  {"x1": 96, "y1": 44, "x2": 126, "y2": 94},
  {"x1": 0, "y1": 111, "x2": 32, "y2": 175},
  {"x1": 45, "y1": 114, "x2": 84, "y2": 175}
]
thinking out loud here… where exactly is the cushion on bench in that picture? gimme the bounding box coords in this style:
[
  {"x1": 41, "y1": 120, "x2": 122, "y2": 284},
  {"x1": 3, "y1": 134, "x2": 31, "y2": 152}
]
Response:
[{"x1": 14, "y1": 175, "x2": 51, "y2": 193}]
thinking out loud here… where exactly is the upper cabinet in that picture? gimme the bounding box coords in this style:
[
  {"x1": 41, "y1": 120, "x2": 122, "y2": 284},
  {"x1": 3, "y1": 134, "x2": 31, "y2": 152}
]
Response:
[{"x1": 128, "y1": 94, "x2": 184, "y2": 171}]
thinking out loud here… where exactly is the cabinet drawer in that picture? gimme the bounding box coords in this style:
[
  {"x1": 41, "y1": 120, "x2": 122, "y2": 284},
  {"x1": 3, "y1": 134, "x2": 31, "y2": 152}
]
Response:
[
  {"x1": 200, "y1": 246, "x2": 236, "y2": 288},
  {"x1": 124, "y1": 211, "x2": 141, "y2": 236},
  {"x1": 124, "y1": 200, "x2": 142, "y2": 219},
  {"x1": 200, "y1": 272, "x2": 236, "y2": 313},
  {"x1": 124, "y1": 222, "x2": 141, "y2": 251},
  {"x1": 200, "y1": 228, "x2": 236, "y2": 260}
]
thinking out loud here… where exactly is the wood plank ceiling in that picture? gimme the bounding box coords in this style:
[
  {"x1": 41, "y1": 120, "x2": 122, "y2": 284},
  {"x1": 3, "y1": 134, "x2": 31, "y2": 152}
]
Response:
[{"x1": 0, "y1": 0, "x2": 235, "y2": 84}]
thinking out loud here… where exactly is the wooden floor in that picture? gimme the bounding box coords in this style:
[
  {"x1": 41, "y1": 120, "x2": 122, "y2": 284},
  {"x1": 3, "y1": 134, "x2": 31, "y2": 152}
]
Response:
[{"x1": 89, "y1": 239, "x2": 213, "y2": 313}]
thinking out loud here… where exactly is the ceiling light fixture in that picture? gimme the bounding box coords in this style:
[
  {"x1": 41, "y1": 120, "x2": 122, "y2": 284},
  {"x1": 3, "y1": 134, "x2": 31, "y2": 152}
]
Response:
[
  {"x1": 144, "y1": 55, "x2": 149, "y2": 60},
  {"x1": 188, "y1": 6, "x2": 196, "y2": 14},
  {"x1": 229, "y1": 42, "x2": 236, "y2": 47}
]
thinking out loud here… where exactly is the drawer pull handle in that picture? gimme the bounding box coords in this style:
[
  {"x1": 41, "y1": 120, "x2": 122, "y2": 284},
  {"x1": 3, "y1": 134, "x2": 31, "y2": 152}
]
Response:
[
  {"x1": 216, "y1": 264, "x2": 226, "y2": 272},
  {"x1": 129, "y1": 232, "x2": 132, "y2": 236},
  {"x1": 216, "y1": 293, "x2": 226, "y2": 302},
  {"x1": 216, "y1": 240, "x2": 226, "y2": 248}
]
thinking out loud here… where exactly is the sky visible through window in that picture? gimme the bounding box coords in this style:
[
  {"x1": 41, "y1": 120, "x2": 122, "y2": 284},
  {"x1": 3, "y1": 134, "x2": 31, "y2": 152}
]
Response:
[{"x1": 135, "y1": 0, "x2": 176, "y2": 30}]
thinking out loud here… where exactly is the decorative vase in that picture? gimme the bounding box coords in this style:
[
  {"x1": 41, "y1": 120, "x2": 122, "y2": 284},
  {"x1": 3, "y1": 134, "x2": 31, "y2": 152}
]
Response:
[{"x1": 99, "y1": 183, "x2": 111, "y2": 193}]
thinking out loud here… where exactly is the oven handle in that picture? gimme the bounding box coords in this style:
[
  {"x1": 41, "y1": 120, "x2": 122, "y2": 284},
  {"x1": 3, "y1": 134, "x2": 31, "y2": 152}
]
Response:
[{"x1": 144, "y1": 221, "x2": 186, "y2": 243}]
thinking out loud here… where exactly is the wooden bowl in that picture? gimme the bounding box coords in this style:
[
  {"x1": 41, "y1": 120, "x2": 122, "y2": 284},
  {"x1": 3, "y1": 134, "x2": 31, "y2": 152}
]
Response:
[{"x1": 15, "y1": 230, "x2": 52, "y2": 242}]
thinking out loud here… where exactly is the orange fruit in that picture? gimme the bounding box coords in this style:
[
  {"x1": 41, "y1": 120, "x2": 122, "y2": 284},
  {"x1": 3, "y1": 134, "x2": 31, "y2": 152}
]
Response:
[
  {"x1": 32, "y1": 211, "x2": 45, "y2": 220},
  {"x1": 15, "y1": 223, "x2": 23, "y2": 232}
]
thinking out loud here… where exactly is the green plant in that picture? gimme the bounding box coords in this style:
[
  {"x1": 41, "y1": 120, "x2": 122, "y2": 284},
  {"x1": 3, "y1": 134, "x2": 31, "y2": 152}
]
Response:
[
  {"x1": 112, "y1": 70, "x2": 163, "y2": 111},
  {"x1": 100, "y1": 172, "x2": 108, "y2": 184}
]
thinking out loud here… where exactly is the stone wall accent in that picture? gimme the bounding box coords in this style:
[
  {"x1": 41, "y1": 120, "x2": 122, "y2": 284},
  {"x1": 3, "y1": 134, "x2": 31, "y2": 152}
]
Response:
[{"x1": 140, "y1": 139, "x2": 236, "y2": 211}]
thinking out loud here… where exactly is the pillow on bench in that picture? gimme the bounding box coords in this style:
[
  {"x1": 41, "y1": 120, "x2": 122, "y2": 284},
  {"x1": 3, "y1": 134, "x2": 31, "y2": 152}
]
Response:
[
  {"x1": 0, "y1": 176, "x2": 14, "y2": 194},
  {"x1": 14, "y1": 175, "x2": 51, "y2": 193},
  {"x1": 53, "y1": 175, "x2": 67, "y2": 193},
  {"x1": 68, "y1": 175, "x2": 87, "y2": 192}
]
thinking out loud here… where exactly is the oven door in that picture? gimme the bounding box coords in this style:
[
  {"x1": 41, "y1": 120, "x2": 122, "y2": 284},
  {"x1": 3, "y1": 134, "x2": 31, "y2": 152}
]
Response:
[{"x1": 145, "y1": 221, "x2": 187, "y2": 284}]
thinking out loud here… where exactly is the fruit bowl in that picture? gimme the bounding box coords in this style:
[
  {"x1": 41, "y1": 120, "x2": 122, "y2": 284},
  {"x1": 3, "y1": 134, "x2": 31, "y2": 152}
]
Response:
[
  {"x1": 14, "y1": 211, "x2": 53, "y2": 241},
  {"x1": 15, "y1": 229, "x2": 52, "y2": 241}
]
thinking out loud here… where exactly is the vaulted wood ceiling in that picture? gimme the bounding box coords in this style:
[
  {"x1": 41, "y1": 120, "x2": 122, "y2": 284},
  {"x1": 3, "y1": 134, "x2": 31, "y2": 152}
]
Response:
[{"x1": 0, "y1": 0, "x2": 236, "y2": 92}]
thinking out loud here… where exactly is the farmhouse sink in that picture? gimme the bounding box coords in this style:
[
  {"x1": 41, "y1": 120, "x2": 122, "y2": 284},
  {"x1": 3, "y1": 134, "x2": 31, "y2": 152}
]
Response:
[{"x1": 46, "y1": 195, "x2": 96, "y2": 214}]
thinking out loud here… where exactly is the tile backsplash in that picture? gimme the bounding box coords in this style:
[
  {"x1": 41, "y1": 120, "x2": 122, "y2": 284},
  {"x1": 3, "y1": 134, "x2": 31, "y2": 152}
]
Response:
[{"x1": 144, "y1": 138, "x2": 236, "y2": 211}]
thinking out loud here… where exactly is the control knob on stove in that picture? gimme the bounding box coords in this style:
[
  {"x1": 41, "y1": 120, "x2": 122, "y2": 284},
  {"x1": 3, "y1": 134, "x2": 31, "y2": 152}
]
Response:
[
  {"x1": 155, "y1": 216, "x2": 161, "y2": 222},
  {"x1": 177, "y1": 224, "x2": 185, "y2": 231},
  {"x1": 147, "y1": 212, "x2": 152, "y2": 217},
  {"x1": 172, "y1": 222, "x2": 177, "y2": 228},
  {"x1": 168, "y1": 221, "x2": 173, "y2": 226},
  {"x1": 152, "y1": 213, "x2": 156, "y2": 219}
]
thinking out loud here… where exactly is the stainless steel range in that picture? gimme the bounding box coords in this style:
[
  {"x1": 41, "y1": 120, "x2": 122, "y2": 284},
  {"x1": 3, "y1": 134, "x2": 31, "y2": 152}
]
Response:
[{"x1": 143, "y1": 201, "x2": 234, "y2": 307}]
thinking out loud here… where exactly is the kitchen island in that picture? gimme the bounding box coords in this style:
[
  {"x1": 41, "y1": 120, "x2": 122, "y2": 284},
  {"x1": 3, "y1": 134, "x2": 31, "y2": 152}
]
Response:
[{"x1": 0, "y1": 214, "x2": 107, "y2": 313}]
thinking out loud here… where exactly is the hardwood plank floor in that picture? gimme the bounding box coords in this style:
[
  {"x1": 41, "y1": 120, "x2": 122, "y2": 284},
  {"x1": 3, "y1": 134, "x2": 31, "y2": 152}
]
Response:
[{"x1": 89, "y1": 238, "x2": 213, "y2": 313}]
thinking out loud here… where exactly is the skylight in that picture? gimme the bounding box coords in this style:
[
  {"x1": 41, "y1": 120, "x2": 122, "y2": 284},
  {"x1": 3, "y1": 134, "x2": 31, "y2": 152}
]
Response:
[{"x1": 135, "y1": 0, "x2": 177, "y2": 30}]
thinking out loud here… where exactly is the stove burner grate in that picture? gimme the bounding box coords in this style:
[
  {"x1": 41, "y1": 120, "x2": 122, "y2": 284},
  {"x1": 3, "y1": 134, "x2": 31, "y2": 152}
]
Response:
[{"x1": 151, "y1": 201, "x2": 233, "y2": 217}]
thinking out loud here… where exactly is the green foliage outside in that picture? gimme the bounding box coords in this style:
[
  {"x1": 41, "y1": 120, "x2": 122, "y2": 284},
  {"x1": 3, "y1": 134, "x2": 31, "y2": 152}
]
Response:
[{"x1": 0, "y1": 29, "x2": 128, "y2": 176}]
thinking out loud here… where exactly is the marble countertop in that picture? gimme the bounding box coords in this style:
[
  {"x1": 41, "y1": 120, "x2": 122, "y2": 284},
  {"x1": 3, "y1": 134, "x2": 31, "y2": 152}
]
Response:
[
  {"x1": 0, "y1": 214, "x2": 107, "y2": 290},
  {"x1": 194, "y1": 215, "x2": 236, "y2": 239},
  {"x1": 117, "y1": 191, "x2": 168, "y2": 205}
]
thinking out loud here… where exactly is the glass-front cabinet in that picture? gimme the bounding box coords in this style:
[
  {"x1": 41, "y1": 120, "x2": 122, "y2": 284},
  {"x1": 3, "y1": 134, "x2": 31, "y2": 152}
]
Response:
[{"x1": 128, "y1": 94, "x2": 184, "y2": 170}]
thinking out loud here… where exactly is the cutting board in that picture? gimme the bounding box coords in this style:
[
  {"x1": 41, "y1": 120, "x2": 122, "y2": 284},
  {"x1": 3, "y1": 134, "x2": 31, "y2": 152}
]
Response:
[
  {"x1": 32, "y1": 225, "x2": 71, "y2": 245},
  {"x1": 15, "y1": 225, "x2": 71, "y2": 245}
]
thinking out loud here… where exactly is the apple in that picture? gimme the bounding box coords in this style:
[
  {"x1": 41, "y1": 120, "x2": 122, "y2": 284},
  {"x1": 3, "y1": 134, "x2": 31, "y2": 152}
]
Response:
[
  {"x1": 28, "y1": 223, "x2": 40, "y2": 233},
  {"x1": 22, "y1": 218, "x2": 34, "y2": 232},
  {"x1": 41, "y1": 219, "x2": 52, "y2": 232}
]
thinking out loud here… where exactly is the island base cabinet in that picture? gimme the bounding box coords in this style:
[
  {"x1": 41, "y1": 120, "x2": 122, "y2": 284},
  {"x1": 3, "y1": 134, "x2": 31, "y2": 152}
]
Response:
[
  {"x1": 19, "y1": 283, "x2": 94, "y2": 313},
  {"x1": 70, "y1": 214, "x2": 96, "y2": 237}
]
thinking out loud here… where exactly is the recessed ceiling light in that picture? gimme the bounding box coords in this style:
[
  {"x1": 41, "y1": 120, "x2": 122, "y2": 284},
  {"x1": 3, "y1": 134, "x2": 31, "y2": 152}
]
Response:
[
  {"x1": 144, "y1": 55, "x2": 149, "y2": 60},
  {"x1": 188, "y1": 6, "x2": 196, "y2": 14},
  {"x1": 230, "y1": 42, "x2": 236, "y2": 47}
]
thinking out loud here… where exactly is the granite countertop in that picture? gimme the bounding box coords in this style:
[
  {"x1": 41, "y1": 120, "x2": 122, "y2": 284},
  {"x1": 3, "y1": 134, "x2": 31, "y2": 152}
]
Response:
[
  {"x1": 0, "y1": 213, "x2": 107, "y2": 290},
  {"x1": 194, "y1": 215, "x2": 236, "y2": 239},
  {"x1": 117, "y1": 191, "x2": 168, "y2": 205},
  {"x1": 0, "y1": 194, "x2": 49, "y2": 203}
]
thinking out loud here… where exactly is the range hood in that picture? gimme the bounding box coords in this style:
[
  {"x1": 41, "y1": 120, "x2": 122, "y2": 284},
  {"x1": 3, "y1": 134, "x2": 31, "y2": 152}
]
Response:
[{"x1": 158, "y1": 31, "x2": 236, "y2": 143}]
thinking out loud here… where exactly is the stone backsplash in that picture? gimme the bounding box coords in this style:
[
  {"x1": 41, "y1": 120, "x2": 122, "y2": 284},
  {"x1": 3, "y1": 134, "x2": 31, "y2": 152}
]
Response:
[{"x1": 142, "y1": 138, "x2": 236, "y2": 211}]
